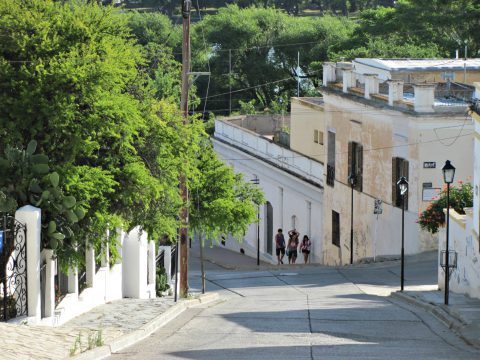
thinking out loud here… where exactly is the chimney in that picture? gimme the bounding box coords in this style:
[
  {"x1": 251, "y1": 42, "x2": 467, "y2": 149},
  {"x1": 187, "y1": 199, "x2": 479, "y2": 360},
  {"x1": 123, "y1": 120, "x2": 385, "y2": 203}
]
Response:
[
  {"x1": 413, "y1": 84, "x2": 436, "y2": 113},
  {"x1": 322, "y1": 62, "x2": 337, "y2": 87},
  {"x1": 342, "y1": 70, "x2": 355, "y2": 94},
  {"x1": 387, "y1": 80, "x2": 404, "y2": 106},
  {"x1": 364, "y1": 74, "x2": 379, "y2": 100}
]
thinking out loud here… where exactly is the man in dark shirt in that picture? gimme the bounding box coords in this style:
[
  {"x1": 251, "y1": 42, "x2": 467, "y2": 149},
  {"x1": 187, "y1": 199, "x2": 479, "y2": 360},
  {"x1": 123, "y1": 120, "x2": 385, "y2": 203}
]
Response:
[{"x1": 275, "y1": 229, "x2": 286, "y2": 265}]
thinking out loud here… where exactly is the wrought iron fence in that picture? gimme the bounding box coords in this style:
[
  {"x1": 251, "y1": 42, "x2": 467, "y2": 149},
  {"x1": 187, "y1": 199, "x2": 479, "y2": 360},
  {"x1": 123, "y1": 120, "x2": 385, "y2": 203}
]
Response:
[{"x1": 0, "y1": 214, "x2": 28, "y2": 322}]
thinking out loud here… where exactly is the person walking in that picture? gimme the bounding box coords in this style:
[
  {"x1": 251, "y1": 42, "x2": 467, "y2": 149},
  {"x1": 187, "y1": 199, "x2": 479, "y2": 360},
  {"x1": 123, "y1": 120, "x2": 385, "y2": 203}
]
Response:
[
  {"x1": 287, "y1": 229, "x2": 299, "y2": 264},
  {"x1": 275, "y1": 229, "x2": 286, "y2": 265},
  {"x1": 300, "y1": 235, "x2": 312, "y2": 264}
]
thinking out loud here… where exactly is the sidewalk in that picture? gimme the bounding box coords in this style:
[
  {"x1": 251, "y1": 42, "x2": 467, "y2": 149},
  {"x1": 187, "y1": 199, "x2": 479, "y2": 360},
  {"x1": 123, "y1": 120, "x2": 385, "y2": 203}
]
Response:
[
  {"x1": 393, "y1": 289, "x2": 480, "y2": 349},
  {"x1": 0, "y1": 293, "x2": 218, "y2": 360}
]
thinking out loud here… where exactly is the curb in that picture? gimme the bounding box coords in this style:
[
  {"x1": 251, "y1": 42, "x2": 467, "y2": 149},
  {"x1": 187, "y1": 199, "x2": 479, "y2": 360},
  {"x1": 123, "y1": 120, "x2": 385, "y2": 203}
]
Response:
[
  {"x1": 69, "y1": 292, "x2": 220, "y2": 360},
  {"x1": 391, "y1": 291, "x2": 480, "y2": 349}
]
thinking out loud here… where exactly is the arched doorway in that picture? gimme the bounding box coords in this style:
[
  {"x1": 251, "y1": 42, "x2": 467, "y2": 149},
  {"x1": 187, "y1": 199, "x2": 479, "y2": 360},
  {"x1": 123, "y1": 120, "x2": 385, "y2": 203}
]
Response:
[{"x1": 265, "y1": 201, "x2": 273, "y2": 255}]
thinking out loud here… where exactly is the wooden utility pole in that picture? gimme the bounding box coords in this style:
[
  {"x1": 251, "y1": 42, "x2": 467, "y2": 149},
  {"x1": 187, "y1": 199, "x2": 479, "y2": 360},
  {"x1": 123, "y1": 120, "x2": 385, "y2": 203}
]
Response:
[{"x1": 179, "y1": 0, "x2": 191, "y2": 298}]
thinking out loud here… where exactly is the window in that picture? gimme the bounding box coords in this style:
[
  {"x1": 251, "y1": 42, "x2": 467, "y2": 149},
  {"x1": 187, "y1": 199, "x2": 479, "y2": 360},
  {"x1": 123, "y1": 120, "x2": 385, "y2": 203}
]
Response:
[
  {"x1": 314, "y1": 130, "x2": 324, "y2": 145},
  {"x1": 327, "y1": 131, "x2": 336, "y2": 187},
  {"x1": 348, "y1": 141, "x2": 363, "y2": 191},
  {"x1": 332, "y1": 211, "x2": 340, "y2": 247},
  {"x1": 392, "y1": 157, "x2": 409, "y2": 209}
]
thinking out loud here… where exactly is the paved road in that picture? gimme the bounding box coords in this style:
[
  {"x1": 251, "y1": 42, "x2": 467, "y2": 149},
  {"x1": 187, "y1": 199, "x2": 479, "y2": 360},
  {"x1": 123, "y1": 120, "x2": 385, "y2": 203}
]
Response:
[{"x1": 108, "y1": 252, "x2": 480, "y2": 360}]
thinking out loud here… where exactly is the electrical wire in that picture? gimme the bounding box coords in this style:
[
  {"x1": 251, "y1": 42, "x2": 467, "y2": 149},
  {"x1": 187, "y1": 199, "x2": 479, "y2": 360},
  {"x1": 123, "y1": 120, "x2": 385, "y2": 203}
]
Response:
[{"x1": 214, "y1": 131, "x2": 474, "y2": 162}]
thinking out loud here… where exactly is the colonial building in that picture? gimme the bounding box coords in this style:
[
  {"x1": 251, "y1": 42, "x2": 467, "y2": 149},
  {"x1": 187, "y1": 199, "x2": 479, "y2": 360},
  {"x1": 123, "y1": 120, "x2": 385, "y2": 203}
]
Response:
[
  {"x1": 212, "y1": 115, "x2": 324, "y2": 264},
  {"x1": 290, "y1": 59, "x2": 476, "y2": 265},
  {"x1": 439, "y1": 83, "x2": 480, "y2": 299}
]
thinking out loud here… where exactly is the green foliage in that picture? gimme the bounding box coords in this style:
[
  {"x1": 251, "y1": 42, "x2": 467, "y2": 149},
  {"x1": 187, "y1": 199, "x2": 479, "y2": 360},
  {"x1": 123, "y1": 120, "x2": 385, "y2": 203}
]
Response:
[
  {"x1": 192, "y1": 6, "x2": 356, "y2": 114},
  {"x1": 155, "y1": 265, "x2": 170, "y2": 296},
  {"x1": 189, "y1": 137, "x2": 265, "y2": 243},
  {"x1": 0, "y1": 0, "x2": 189, "y2": 268},
  {"x1": 418, "y1": 182, "x2": 473, "y2": 234},
  {"x1": 0, "y1": 141, "x2": 83, "y2": 252}
]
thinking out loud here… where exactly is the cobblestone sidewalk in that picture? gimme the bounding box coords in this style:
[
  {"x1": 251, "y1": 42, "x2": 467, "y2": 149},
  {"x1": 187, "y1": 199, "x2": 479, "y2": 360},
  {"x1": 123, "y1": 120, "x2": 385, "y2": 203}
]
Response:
[{"x1": 1, "y1": 297, "x2": 174, "y2": 360}]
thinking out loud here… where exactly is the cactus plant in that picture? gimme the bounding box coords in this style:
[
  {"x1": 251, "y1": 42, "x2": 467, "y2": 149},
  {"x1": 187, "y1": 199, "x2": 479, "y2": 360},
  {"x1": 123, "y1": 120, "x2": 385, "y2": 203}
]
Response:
[{"x1": 0, "y1": 140, "x2": 84, "y2": 251}]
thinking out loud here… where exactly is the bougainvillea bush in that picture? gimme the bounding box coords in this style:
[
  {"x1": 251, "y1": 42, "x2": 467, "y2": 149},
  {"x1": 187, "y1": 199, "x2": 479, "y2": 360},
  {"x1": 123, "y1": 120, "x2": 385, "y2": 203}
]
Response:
[{"x1": 418, "y1": 182, "x2": 473, "y2": 234}]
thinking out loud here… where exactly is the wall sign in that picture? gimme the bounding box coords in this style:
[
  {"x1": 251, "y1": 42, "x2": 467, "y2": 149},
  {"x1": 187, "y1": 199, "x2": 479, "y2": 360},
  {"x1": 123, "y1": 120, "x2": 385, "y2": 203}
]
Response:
[
  {"x1": 423, "y1": 162, "x2": 436, "y2": 169},
  {"x1": 374, "y1": 199, "x2": 383, "y2": 215},
  {"x1": 0, "y1": 231, "x2": 3, "y2": 254}
]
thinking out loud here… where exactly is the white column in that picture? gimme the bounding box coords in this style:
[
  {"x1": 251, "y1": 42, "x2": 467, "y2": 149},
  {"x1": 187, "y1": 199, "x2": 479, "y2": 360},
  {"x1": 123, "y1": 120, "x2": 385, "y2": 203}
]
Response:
[
  {"x1": 122, "y1": 227, "x2": 149, "y2": 299},
  {"x1": 413, "y1": 84, "x2": 436, "y2": 112},
  {"x1": 364, "y1": 74, "x2": 379, "y2": 99},
  {"x1": 148, "y1": 241, "x2": 156, "y2": 285},
  {"x1": 101, "y1": 229, "x2": 110, "y2": 268},
  {"x1": 387, "y1": 80, "x2": 404, "y2": 106},
  {"x1": 342, "y1": 70, "x2": 355, "y2": 93},
  {"x1": 159, "y1": 245, "x2": 172, "y2": 284},
  {"x1": 322, "y1": 62, "x2": 336, "y2": 86},
  {"x1": 15, "y1": 205, "x2": 41, "y2": 321},
  {"x1": 86, "y1": 244, "x2": 95, "y2": 288},
  {"x1": 43, "y1": 249, "x2": 55, "y2": 318},
  {"x1": 67, "y1": 266, "x2": 78, "y2": 294}
]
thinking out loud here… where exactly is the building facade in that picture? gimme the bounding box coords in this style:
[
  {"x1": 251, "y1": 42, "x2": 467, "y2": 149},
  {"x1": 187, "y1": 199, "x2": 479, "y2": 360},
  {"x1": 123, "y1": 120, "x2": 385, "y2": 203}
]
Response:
[
  {"x1": 289, "y1": 59, "x2": 475, "y2": 265},
  {"x1": 212, "y1": 116, "x2": 324, "y2": 264}
]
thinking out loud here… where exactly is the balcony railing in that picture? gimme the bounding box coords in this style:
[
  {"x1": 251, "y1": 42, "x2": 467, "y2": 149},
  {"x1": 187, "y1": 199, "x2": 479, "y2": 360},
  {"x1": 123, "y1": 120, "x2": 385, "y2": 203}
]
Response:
[{"x1": 214, "y1": 120, "x2": 324, "y2": 186}]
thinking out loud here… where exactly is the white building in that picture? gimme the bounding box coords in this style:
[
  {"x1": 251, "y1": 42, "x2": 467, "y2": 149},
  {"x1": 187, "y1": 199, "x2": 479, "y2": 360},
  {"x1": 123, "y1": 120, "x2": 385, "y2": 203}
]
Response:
[
  {"x1": 212, "y1": 115, "x2": 324, "y2": 264},
  {"x1": 438, "y1": 82, "x2": 480, "y2": 300}
]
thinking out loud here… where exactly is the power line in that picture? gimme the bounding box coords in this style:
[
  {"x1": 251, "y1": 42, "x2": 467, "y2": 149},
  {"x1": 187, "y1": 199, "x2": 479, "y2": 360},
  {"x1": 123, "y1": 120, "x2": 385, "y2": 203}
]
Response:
[{"x1": 215, "y1": 131, "x2": 474, "y2": 162}]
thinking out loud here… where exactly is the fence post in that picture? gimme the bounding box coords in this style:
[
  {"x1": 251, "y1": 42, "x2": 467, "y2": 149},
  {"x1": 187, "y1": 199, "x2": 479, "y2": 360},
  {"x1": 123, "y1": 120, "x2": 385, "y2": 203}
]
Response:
[
  {"x1": 15, "y1": 205, "x2": 41, "y2": 322},
  {"x1": 67, "y1": 266, "x2": 78, "y2": 295},
  {"x1": 86, "y1": 243, "x2": 95, "y2": 288},
  {"x1": 43, "y1": 249, "x2": 55, "y2": 318}
]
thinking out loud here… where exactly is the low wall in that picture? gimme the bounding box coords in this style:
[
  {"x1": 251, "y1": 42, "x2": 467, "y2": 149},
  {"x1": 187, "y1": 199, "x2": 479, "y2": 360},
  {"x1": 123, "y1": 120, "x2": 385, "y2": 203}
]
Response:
[{"x1": 438, "y1": 208, "x2": 480, "y2": 300}]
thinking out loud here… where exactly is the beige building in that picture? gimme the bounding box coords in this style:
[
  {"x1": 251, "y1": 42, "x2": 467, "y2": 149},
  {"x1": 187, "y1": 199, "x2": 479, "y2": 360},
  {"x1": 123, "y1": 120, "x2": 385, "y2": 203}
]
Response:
[{"x1": 290, "y1": 59, "x2": 477, "y2": 265}]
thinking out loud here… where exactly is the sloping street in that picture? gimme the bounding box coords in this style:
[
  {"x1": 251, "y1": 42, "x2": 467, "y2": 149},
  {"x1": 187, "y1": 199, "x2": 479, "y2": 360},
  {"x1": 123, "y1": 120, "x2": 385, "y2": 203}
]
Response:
[{"x1": 107, "y1": 248, "x2": 480, "y2": 360}]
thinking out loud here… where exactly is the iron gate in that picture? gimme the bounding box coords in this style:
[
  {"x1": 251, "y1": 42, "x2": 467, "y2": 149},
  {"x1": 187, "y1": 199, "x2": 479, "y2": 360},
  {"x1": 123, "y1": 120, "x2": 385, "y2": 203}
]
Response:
[{"x1": 0, "y1": 214, "x2": 27, "y2": 321}]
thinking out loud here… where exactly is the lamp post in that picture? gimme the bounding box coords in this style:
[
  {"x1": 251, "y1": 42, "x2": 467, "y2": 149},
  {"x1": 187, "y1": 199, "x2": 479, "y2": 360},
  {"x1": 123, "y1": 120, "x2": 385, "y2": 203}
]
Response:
[
  {"x1": 442, "y1": 160, "x2": 455, "y2": 305},
  {"x1": 348, "y1": 173, "x2": 356, "y2": 265},
  {"x1": 251, "y1": 176, "x2": 260, "y2": 266},
  {"x1": 397, "y1": 176, "x2": 408, "y2": 292}
]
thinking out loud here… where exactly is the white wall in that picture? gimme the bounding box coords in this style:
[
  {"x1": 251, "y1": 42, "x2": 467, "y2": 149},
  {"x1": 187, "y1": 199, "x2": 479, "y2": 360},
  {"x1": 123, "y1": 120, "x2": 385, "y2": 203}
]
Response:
[
  {"x1": 438, "y1": 209, "x2": 480, "y2": 300},
  {"x1": 212, "y1": 136, "x2": 324, "y2": 264},
  {"x1": 123, "y1": 226, "x2": 155, "y2": 299}
]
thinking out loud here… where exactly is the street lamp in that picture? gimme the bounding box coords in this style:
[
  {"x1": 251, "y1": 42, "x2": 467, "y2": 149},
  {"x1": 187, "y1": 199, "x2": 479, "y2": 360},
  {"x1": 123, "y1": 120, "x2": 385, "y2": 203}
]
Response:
[
  {"x1": 442, "y1": 160, "x2": 455, "y2": 305},
  {"x1": 348, "y1": 173, "x2": 356, "y2": 265},
  {"x1": 397, "y1": 176, "x2": 408, "y2": 292},
  {"x1": 251, "y1": 176, "x2": 260, "y2": 266}
]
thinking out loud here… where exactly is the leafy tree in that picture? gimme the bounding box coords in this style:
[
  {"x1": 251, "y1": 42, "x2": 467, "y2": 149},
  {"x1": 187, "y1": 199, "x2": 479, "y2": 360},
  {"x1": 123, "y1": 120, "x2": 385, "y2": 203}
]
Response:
[
  {"x1": 0, "y1": 0, "x2": 186, "y2": 268},
  {"x1": 189, "y1": 138, "x2": 264, "y2": 291},
  {"x1": 192, "y1": 5, "x2": 355, "y2": 114}
]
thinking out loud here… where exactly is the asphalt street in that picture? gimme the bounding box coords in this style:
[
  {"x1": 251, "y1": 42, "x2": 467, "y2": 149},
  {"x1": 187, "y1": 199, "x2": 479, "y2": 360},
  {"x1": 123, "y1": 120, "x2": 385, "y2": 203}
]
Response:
[{"x1": 107, "y1": 249, "x2": 480, "y2": 360}]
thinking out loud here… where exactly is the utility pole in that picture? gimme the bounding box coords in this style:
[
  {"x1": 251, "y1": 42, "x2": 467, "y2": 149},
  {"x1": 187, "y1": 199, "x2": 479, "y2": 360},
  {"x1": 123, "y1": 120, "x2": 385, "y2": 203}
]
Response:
[
  {"x1": 229, "y1": 49, "x2": 232, "y2": 116},
  {"x1": 179, "y1": 0, "x2": 191, "y2": 298}
]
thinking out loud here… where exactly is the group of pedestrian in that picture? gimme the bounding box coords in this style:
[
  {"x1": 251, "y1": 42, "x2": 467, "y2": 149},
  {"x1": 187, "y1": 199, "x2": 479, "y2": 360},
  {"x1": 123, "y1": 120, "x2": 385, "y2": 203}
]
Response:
[{"x1": 275, "y1": 228, "x2": 311, "y2": 265}]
